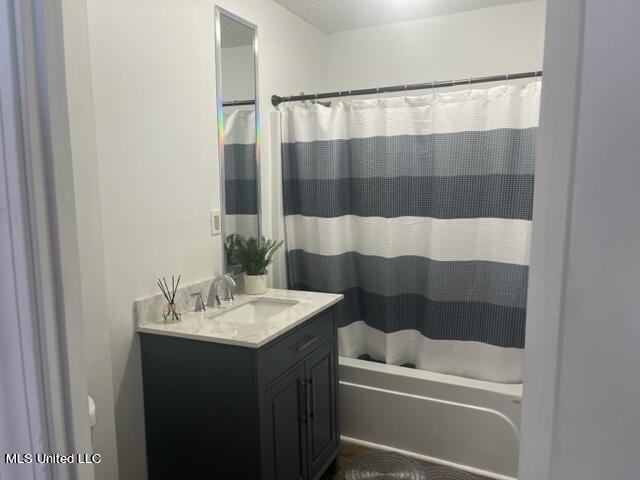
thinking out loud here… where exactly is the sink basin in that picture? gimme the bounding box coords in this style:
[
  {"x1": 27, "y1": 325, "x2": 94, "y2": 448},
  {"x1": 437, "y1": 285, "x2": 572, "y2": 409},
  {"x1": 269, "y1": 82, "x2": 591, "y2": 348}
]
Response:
[{"x1": 212, "y1": 298, "x2": 298, "y2": 324}]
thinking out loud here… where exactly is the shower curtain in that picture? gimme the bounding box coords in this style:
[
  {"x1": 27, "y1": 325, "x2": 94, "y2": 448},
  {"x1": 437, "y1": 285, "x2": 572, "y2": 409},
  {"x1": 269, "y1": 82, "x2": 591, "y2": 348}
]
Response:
[
  {"x1": 280, "y1": 82, "x2": 540, "y2": 383},
  {"x1": 223, "y1": 109, "x2": 258, "y2": 235}
]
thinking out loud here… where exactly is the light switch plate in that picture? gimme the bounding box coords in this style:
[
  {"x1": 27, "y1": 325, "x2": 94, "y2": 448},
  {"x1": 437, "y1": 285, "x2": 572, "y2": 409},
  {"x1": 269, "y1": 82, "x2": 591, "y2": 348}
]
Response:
[{"x1": 210, "y1": 210, "x2": 221, "y2": 236}]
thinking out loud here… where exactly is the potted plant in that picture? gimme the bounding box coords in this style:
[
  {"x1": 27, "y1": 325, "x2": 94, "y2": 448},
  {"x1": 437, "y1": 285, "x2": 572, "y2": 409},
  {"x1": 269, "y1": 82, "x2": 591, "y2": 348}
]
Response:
[
  {"x1": 224, "y1": 233, "x2": 244, "y2": 269},
  {"x1": 234, "y1": 236, "x2": 284, "y2": 295}
]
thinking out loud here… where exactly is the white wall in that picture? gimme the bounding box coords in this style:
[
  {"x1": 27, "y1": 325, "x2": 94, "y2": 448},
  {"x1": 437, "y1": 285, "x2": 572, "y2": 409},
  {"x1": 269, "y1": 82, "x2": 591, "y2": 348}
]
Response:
[
  {"x1": 61, "y1": 1, "x2": 120, "y2": 479},
  {"x1": 80, "y1": 1, "x2": 326, "y2": 479},
  {"x1": 326, "y1": 1, "x2": 546, "y2": 91},
  {"x1": 521, "y1": 1, "x2": 640, "y2": 479}
]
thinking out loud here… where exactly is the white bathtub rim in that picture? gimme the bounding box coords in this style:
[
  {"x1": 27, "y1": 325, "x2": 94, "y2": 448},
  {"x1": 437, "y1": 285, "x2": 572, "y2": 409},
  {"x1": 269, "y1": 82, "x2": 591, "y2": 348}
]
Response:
[
  {"x1": 339, "y1": 356, "x2": 523, "y2": 398},
  {"x1": 341, "y1": 436, "x2": 517, "y2": 480},
  {"x1": 339, "y1": 380, "x2": 520, "y2": 441}
]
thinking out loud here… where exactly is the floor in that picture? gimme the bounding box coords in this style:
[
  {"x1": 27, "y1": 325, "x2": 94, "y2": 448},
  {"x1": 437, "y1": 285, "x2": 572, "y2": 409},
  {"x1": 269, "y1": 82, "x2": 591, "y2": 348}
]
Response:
[{"x1": 326, "y1": 442, "x2": 490, "y2": 479}]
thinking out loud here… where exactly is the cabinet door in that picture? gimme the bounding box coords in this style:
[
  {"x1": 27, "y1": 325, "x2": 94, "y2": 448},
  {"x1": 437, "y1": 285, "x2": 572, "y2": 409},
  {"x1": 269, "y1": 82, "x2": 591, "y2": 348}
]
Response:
[
  {"x1": 265, "y1": 364, "x2": 308, "y2": 480},
  {"x1": 305, "y1": 341, "x2": 339, "y2": 480}
]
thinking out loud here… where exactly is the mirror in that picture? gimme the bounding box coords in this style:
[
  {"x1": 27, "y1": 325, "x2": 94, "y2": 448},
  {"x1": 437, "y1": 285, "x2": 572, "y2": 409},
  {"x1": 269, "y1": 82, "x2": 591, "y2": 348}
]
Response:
[{"x1": 214, "y1": 7, "x2": 260, "y2": 272}]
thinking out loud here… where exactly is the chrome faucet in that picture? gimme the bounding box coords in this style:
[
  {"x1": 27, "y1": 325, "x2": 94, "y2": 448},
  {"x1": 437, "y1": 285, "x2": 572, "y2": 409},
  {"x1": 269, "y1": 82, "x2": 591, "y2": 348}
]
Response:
[
  {"x1": 210, "y1": 274, "x2": 236, "y2": 308},
  {"x1": 191, "y1": 291, "x2": 206, "y2": 312}
]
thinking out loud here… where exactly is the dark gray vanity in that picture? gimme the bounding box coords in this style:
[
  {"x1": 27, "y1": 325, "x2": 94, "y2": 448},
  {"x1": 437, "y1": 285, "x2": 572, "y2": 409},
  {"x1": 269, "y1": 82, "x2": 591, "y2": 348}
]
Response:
[{"x1": 138, "y1": 290, "x2": 342, "y2": 480}]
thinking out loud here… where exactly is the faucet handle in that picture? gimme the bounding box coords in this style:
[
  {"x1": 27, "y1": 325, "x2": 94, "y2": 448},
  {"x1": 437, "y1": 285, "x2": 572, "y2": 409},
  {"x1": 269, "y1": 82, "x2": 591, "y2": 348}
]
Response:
[{"x1": 191, "y1": 291, "x2": 206, "y2": 312}]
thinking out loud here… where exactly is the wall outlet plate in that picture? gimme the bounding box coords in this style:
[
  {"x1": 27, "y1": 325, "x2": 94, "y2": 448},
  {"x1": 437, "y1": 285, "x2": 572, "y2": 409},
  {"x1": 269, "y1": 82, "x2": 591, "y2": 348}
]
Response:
[{"x1": 210, "y1": 210, "x2": 221, "y2": 236}]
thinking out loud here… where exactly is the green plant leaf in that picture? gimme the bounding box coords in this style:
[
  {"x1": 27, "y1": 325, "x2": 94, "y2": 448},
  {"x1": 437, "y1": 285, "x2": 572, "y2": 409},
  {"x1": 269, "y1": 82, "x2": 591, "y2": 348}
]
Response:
[{"x1": 232, "y1": 236, "x2": 284, "y2": 275}]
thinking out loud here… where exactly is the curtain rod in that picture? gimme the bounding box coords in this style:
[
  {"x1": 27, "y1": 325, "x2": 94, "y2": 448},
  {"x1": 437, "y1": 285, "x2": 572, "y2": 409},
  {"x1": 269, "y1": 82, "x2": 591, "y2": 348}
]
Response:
[
  {"x1": 271, "y1": 70, "x2": 542, "y2": 107},
  {"x1": 222, "y1": 99, "x2": 256, "y2": 107}
]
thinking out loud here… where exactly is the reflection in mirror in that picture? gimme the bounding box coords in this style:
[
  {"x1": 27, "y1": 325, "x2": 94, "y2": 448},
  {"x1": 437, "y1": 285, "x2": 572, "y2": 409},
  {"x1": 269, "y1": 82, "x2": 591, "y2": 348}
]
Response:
[{"x1": 215, "y1": 8, "x2": 260, "y2": 272}]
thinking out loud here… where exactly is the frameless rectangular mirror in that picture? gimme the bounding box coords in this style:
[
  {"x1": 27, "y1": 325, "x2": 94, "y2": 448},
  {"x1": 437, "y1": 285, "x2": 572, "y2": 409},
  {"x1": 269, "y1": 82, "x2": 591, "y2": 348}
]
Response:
[{"x1": 214, "y1": 7, "x2": 260, "y2": 272}]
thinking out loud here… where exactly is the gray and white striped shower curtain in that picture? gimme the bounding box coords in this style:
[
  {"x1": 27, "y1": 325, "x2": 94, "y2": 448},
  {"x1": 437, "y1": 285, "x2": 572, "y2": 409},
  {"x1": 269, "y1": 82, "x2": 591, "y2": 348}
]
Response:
[
  {"x1": 280, "y1": 83, "x2": 540, "y2": 383},
  {"x1": 224, "y1": 109, "x2": 258, "y2": 235}
]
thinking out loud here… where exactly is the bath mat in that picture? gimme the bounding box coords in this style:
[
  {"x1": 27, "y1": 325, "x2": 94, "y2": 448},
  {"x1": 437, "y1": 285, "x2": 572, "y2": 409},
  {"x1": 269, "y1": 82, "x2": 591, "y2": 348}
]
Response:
[
  {"x1": 345, "y1": 452, "x2": 479, "y2": 480},
  {"x1": 345, "y1": 452, "x2": 421, "y2": 479},
  {"x1": 421, "y1": 466, "x2": 478, "y2": 480}
]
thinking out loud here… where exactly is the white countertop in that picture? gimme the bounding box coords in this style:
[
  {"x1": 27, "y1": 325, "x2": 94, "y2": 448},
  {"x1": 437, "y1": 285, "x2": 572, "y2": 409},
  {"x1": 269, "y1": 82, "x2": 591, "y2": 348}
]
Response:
[{"x1": 136, "y1": 288, "x2": 343, "y2": 348}]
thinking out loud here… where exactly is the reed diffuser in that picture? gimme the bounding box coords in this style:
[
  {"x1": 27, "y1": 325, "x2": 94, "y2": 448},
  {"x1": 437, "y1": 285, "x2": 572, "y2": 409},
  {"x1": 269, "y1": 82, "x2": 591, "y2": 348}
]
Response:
[{"x1": 157, "y1": 275, "x2": 181, "y2": 322}]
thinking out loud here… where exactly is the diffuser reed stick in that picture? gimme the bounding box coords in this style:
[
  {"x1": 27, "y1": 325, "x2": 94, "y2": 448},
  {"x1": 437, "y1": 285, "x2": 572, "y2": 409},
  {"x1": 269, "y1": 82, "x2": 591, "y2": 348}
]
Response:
[{"x1": 158, "y1": 274, "x2": 181, "y2": 321}]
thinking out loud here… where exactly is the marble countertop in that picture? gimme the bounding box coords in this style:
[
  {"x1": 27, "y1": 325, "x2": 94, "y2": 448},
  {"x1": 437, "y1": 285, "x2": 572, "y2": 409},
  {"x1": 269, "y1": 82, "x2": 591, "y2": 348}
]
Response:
[{"x1": 136, "y1": 288, "x2": 343, "y2": 348}]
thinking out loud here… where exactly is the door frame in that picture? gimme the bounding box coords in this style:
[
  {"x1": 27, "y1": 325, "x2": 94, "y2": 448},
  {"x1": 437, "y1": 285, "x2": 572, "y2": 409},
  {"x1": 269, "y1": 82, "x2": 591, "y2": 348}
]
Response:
[
  {"x1": 518, "y1": 1, "x2": 586, "y2": 479},
  {"x1": 0, "y1": 0, "x2": 93, "y2": 479}
]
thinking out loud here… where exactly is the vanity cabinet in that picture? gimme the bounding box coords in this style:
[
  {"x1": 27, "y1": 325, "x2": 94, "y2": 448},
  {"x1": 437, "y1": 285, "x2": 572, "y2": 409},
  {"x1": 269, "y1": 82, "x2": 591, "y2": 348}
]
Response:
[
  {"x1": 263, "y1": 340, "x2": 337, "y2": 480},
  {"x1": 140, "y1": 306, "x2": 340, "y2": 480}
]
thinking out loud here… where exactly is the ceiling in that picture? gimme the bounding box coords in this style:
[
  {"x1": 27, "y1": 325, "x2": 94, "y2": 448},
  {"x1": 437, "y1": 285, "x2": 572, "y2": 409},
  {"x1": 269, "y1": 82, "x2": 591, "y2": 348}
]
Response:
[{"x1": 274, "y1": 0, "x2": 534, "y2": 33}]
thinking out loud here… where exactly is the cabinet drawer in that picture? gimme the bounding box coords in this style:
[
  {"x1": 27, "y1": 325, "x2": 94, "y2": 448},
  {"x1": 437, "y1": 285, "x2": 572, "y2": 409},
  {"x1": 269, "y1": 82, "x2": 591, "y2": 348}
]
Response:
[{"x1": 263, "y1": 309, "x2": 334, "y2": 385}]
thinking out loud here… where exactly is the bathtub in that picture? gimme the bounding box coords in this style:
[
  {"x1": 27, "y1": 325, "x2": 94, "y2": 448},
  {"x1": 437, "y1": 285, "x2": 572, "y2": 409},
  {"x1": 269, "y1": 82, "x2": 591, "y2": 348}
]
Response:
[{"x1": 339, "y1": 356, "x2": 522, "y2": 480}]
